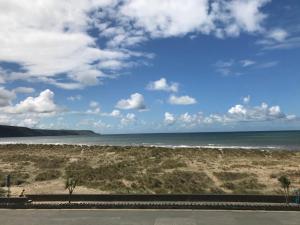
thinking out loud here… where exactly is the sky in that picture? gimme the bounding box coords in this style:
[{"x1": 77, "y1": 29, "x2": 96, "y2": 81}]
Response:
[{"x1": 0, "y1": 0, "x2": 299, "y2": 134}]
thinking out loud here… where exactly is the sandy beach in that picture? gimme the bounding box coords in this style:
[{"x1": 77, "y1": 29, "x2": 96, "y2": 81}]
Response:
[{"x1": 0, "y1": 144, "x2": 299, "y2": 196}]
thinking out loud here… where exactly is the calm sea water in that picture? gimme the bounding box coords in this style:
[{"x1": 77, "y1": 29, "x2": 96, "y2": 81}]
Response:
[{"x1": 0, "y1": 131, "x2": 300, "y2": 150}]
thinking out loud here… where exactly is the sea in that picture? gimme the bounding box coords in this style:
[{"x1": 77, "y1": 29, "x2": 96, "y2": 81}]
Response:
[{"x1": 0, "y1": 130, "x2": 299, "y2": 150}]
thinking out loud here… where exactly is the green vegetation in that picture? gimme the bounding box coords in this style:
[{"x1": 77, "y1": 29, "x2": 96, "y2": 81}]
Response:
[
  {"x1": 65, "y1": 177, "x2": 77, "y2": 203},
  {"x1": 0, "y1": 144, "x2": 299, "y2": 195},
  {"x1": 278, "y1": 175, "x2": 291, "y2": 204},
  {"x1": 214, "y1": 172, "x2": 253, "y2": 181},
  {"x1": 0, "y1": 187, "x2": 5, "y2": 197},
  {"x1": 0, "y1": 171, "x2": 29, "y2": 186},
  {"x1": 35, "y1": 170, "x2": 62, "y2": 181},
  {"x1": 221, "y1": 178, "x2": 266, "y2": 194}
]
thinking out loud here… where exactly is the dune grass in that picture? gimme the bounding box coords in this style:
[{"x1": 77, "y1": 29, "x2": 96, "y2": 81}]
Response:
[{"x1": 0, "y1": 144, "x2": 299, "y2": 194}]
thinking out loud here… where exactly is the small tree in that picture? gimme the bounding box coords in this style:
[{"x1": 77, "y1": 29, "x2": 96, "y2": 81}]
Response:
[
  {"x1": 65, "y1": 177, "x2": 77, "y2": 203},
  {"x1": 278, "y1": 175, "x2": 291, "y2": 204},
  {"x1": 5, "y1": 174, "x2": 11, "y2": 198}
]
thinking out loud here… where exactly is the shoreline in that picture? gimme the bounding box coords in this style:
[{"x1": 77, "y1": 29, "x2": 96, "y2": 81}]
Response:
[{"x1": 0, "y1": 143, "x2": 289, "y2": 151}]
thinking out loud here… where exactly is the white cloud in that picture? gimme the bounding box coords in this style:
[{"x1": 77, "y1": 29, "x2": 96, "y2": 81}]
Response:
[
  {"x1": 0, "y1": 0, "x2": 273, "y2": 89},
  {"x1": 240, "y1": 60, "x2": 256, "y2": 67},
  {"x1": 86, "y1": 101, "x2": 101, "y2": 114},
  {"x1": 227, "y1": 102, "x2": 286, "y2": 121},
  {"x1": 116, "y1": 93, "x2": 146, "y2": 110},
  {"x1": 0, "y1": 0, "x2": 132, "y2": 89},
  {"x1": 67, "y1": 95, "x2": 82, "y2": 101},
  {"x1": 13, "y1": 87, "x2": 35, "y2": 94},
  {"x1": 268, "y1": 28, "x2": 289, "y2": 42},
  {"x1": 101, "y1": 109, "x2": 122, "y2": 117},
  {"x1": 89, "y1": 101, "x2": 99, "y2": 108},
  {"x1": 120, "y1": 0, "x2": 270, "y2": 38},
  {"x1": 228, "y1": 104, "x2": 247, "y2": 115},
  {"x1": 0, "y1": 87, "x2": 16, "y2": 107},
  {"x1": 0, "y1": 88, "x2": 63, "y2": 128},
  {"x1": 78, "y1": 119, "x2": 111, "y2": 130},
  {"x1": 165, "y1": 98, "x2": 296, "y2": 127},
  {"x1": 164, "y1": 112, "x2": 175, "y2": 125},
  {"x1": 120, "y1": 0, "x2": 212, "y2": 37},
  {"x1": 215, "y1": 59, "x2": 278, "y2": 76},
  {"x1": 256, "y1": 29, "x2": 300, "y2": 50},
  {"x1": 121, "y1": 113, "x2": 136, "y2": 125},
  {"x1": 19, "y1": 118, "x2": 40, "y2": 128},
  {"x1": 169, "y1": 95, "x2": 197, "y2": 105},
  {"x1": 225, "y1": 0, "x2": 269, "y2": 34},
  {"x1": 93, "y1": 120, "x2": 111, "y2": 130},
  {"x1": 243, "y1": 95, "x2": 251, "y2": 104},
  {"x1": 3, "y1": 89, "x2": 59, "y2": 114},
  {"x1": 110, "y1": 109, "x2": 121, "y2": 117},
  {"x1": 147, "y1": 78, "x2": 178, "y2": 92}
]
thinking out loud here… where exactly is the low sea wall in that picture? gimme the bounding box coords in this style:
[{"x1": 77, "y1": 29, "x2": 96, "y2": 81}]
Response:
[{"x1": 25, "y1": 194, "x2": 295, "y2": 203}]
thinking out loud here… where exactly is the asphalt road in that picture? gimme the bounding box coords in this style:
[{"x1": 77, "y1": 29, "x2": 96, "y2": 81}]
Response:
[{"x1": 0, "y1": 209, "x2": 299, "y2": 225}]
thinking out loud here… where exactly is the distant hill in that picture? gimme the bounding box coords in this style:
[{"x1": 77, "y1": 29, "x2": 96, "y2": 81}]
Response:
[{"x1": 0, "y1": 125, "x2": 99, "y2": 137}]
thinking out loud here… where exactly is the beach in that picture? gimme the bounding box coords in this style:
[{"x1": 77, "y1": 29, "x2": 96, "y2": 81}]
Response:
[{"x1": 0, "y1": 144, "x2": 299, "y2": 196}]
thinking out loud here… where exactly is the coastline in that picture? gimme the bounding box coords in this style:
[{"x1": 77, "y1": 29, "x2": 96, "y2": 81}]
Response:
[{"x1": 0, "y1": 144, "x2": 299, "y2": 196}]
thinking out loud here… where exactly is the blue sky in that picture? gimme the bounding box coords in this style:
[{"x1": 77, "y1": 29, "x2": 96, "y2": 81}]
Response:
[{"x1": 0, "y1": 0, "x2": 299, "y2": 134}]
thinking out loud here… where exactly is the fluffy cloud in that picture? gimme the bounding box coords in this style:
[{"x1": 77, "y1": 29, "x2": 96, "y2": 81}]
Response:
[
  {"x1": 0, "y1": 0, "x2": 133, "y2": 89},
  {"x1": 120, "y1": 0, "x2": 212, "y2": 37},
  {"x1": 116, "y1": 93, "x2": 146, "y2": 110},
  {"x1": 227, "y1": 102, "x2": 286, "y2": 121},
  {"x1": 67, "y1": 95, "x2": 82, "y2": 101},
  {"x1": 110, "y1": 109, "x2": 121, "y2": 117},
  {"x1": 121, "y1": 113, "x2": 136, "y2": 125},
  {"x1": 0, "y1": 89, "x2": 61, "y2": 128},
  {"x1": 223, "y1": 0, "x2": 269, "y2": 34},
  {"x1": 166, "y1": 99, "x2": 295, "y2": 127},
  {"x1": 3, "y1": 89, "x2": 59, "y2": 114},
  {"x1": 147, "y1": 78, "x2": 178, "y2": 92},
  {"x1": 0, "y1": 0, "x2": 274, "y2": 89},
  {"x1": 120, "y1": 0, "x2": 270, "y2": 38},
  {"x1": 89, "y1": 101, "x2": 99, "y2": 108},
  {"x1": 169, "y1": 95, "x2": 197, "y2": 105},
  {"x1": 267, "y1": 28, "x2": 289, "y2": 42},
  {"x1": 164, "y1": 112, "x2": 175, "y2": 125},
  {"x1": 86, "y1": 101, "x2": 101, "y2": 114},
  {"x1": 0, "y1": 87, "x2": 16, "y2": 107},
  {"x1": 243, "y1": 95, "x2": 251, "y2": 104}
]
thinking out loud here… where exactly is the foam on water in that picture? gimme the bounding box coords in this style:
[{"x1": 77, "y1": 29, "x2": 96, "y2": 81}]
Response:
[{"x1": 0, "y1": 131, "x2": 299, "y2": 150}]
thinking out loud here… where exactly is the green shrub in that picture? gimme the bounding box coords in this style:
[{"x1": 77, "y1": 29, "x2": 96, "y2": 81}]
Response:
[
  {"x1": 160, "y1": 170, "x2": 214, "y2": 194},
  {"x1": 35, "y1": 170, "x2": 61, "y2": 181},
  {"x1": 0, "y1": 171, "x2": 29, "y2": 186},
  {"x1": 0, "y1": 187, "x2": 5, "y2": 197},
  {"x1": 214, "y1": 172, "x2": 253, "y2": 181},
  {"x1": 160, "y1": 159, "x2": 187, "y2": 169},
  {"x1": 221, "y1": 178, "x2": 266, "y2": 194}
]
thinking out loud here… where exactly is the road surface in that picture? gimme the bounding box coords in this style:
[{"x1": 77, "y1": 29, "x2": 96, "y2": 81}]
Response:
[{"x1": 0, "y1": 209, "x2": 299, "y2": 225}]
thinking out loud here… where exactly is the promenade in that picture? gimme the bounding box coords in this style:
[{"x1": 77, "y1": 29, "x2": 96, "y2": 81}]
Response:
[{"x1": 1, "y1": 209, "x2": 299, "y2": 225}]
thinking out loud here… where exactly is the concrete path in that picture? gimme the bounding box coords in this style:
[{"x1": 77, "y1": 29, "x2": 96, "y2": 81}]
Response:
[{"x1": 0, "y1": 209, "x2": 300, "y2": 225}]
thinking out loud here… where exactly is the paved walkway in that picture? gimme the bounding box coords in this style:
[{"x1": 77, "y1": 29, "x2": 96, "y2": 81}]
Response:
[{"x1": 0, "y1": 209, "x2": 299, "y2": 225}]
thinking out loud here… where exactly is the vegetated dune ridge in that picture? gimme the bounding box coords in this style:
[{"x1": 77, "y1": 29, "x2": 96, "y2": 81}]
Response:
[
  {"x1": 0, "y1": 125, "x2": 99, "y2": 137},
  {"x1": 0, "y1": 144, "x2": 299, "y2": 196}
]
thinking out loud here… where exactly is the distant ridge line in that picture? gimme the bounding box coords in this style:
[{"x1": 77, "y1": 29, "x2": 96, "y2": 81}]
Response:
[{"x1": 0, "y1": 125, "x2": 99, "y2": 137}]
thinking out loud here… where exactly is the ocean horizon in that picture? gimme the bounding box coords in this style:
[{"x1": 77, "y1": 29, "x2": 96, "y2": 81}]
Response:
[{"x1": 0, "y1": 130, "x2": 300, "y2": 150}]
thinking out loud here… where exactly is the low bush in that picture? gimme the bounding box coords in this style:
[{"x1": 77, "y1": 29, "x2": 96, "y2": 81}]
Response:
[
  {"x1": 0, "y1": 171, "x2": 29, "y2": 186},
  {"x1": 214, "y1": 172, "x2": 254, "y2": 181},
  {"x1": 35, "y1": 170, "x2": 61, "y2": 181},
  {"x1": 160, "y1": 159, "x2": 187, "y2": 169}
]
